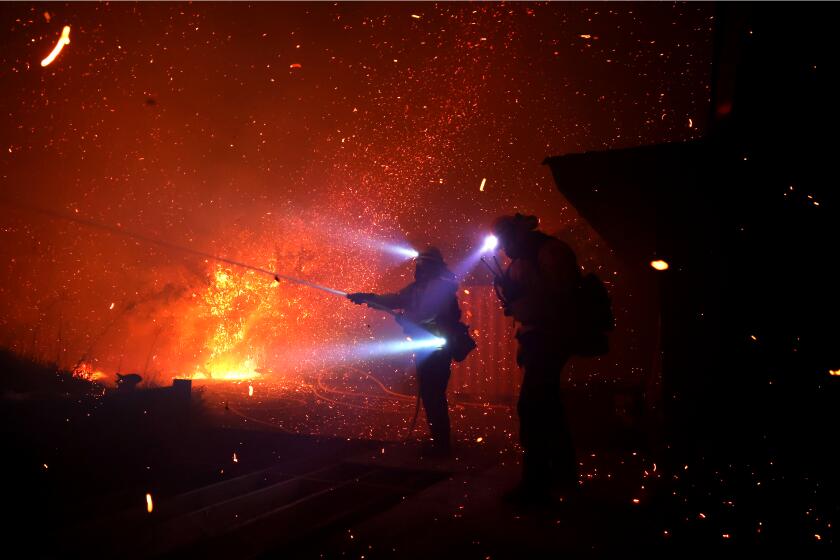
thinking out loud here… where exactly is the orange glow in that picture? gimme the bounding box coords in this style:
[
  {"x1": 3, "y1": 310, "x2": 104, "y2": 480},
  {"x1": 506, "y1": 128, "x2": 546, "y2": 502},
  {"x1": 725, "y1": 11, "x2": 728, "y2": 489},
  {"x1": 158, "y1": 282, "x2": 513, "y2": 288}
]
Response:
[
  {"x1": 73, "y1": 362, "x2": 108, "y2": 382},
  {"x1": 146, "y1": 493, "x2": 153, "y2": 513},
  {"x1": 650, "y1": 259, "x2": 669, "y2": 271},
  {"x1": 290, "y1": 63, "x2": 302, "y2": 69},
  {"x1": 829, "y1": 369, "x2": 840, "y2": 376},
  {"x1": 248, "y1": 384, "x2": 254, "y2": 396},
  {"x1": 41, "y1": 25, "x2": 71, "y2": 67},
  {"x1": 479, "y1": 178, "x2": 487, "y2": 192}
]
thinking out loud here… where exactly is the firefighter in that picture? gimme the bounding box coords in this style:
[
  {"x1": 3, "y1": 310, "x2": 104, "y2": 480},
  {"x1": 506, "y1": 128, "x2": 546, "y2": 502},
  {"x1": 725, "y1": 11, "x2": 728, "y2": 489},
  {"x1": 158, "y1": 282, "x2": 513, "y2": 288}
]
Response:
[
  {"x1": 347, "y1": 247, "x2": 461, "y2": 455},
  {"x1": 491, "y1": 213, "x2": 580, "y2": 504}
]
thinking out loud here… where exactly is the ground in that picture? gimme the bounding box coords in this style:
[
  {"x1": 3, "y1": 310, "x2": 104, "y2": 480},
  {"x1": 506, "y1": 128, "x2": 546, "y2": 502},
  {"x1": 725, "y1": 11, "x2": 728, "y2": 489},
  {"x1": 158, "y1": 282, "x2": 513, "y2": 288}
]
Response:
[{"x1": 2, "y1": 355, "x2": 835, "y2": 558}]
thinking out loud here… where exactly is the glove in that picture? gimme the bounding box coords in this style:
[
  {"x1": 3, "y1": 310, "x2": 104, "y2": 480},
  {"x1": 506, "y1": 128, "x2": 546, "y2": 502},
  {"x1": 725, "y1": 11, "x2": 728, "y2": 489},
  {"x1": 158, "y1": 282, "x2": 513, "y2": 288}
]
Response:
[{"x1": 347, "y1": 292, "x2": 374, "y2": 305}]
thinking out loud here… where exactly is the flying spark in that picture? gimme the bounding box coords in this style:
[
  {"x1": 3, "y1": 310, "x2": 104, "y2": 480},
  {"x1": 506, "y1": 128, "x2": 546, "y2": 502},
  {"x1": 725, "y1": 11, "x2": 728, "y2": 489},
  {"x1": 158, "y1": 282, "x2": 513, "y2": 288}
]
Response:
[
  {"x1": 41, "y1": 25, "x2": 71, "y2": 67},
  {"x1": 650, "y1": 259, "x2": 669, "y2": 271},
  {"x1": 146, "y1": 493, "x2": 153, "y2": 513},
  {"x1": 479, "y1": 178, "x2": 487, "y2": 192}
]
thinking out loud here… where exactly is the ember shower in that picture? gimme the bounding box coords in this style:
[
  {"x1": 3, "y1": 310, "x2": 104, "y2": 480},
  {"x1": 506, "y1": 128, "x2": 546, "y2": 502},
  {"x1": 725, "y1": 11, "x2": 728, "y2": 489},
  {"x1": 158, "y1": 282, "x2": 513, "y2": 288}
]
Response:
[{"x1": 0, "y1": 4, "x2": 712, "y2": 388}]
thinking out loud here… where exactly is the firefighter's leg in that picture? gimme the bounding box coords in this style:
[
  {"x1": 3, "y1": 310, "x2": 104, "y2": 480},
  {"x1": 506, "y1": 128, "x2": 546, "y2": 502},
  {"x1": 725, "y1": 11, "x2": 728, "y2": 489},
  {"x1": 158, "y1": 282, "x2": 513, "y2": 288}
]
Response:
[{"x1": 417, "y1": 350, "x2": 452, "y2": 450}]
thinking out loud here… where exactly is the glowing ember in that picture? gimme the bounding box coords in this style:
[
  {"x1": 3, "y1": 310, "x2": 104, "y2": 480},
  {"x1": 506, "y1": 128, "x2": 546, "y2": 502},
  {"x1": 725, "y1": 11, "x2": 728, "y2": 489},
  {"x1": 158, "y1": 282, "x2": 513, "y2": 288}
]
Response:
[
  {"x1": 146, "y1": 493, "x2": 153, "y2": 513},
  {"x1": 40, "y1": 25, "x2": 71, "y2": 67},
  {"x1": 248, "y1": 384, "x2": 254, "y2": 396},
  {"x1": 479, "y1": 178, "x2": 487, "y2": 192},
  {"x1": 650, "y1": 260, "x2": 669, "y2": 271},
  {"x1": 233, "y1": 452, "x2": 238, "y2": 463},
  {"x1": 829, "y1": 369, "x2": 840, "y2": 376}
]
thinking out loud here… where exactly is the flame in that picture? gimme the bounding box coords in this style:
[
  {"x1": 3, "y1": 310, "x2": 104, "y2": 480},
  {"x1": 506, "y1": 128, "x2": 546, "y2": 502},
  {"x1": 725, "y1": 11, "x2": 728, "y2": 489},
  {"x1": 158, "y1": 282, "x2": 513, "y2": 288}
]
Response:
[
  {"x1": 829, "y1": 369, "x2": 840, "y2": 377},
  {"x1": 73, "y1": 362, "x2": 108, "y2": 382},
  {"x1": 186, "y1": 266, "x2": 269, "y2": 381},
  {"x1": 41, "y1": 25, "x2": 71, "y2": 67}
]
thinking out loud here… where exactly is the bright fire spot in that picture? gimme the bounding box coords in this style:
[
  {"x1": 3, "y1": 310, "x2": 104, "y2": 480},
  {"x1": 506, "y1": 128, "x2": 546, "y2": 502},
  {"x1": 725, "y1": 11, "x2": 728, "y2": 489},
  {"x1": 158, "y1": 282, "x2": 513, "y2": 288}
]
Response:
[
  {"x1": 580, "y1": 34, "x2": 592, "y2": 39},
  {"x1": 750, "y1": 335, "x2": 757, "y2": 341},
  {"x1": 829, "y1": 369, "x2": 840, "y2": 376},
  {"x1": 722, "y1": 533, "x2": 730, "y2": 539},
  {"x1": 41, "y1": 25, "x2": 71, "y2": 67},
  {"x1": 650, "y1": 259, "x2": 669, "y2": 271},
  {"x1": 73, "y1": 362, "x2": 108, "y2": 382},
  {"x1": 146, "y1": 493, "x2": 153, "y2": 513},
  {"x1": 248, "y1": 384, "x2": 254, "y2": 396},
  {"x1": 632, "y1": 498, "x2": 640, "y2": 504},
  {"x1": 109, "y1": 302, "x2": 115, "y2": 310},
  {"x1": 411, "y1": 14, "x2": 421, "y2": 19},
  {"x1": 479, "y1": 177, "x2": 487, "y2": 192},
  {"x1": 233, "y1": 452, "x2": 238, "y2": 463},
  {"x1": 289, "y1": 63, "x2": 302, "y2": 69},
  {"x1": 185, "y1": 267, "x2": 266, "y2": 381},
  {"x1": 476, "y1": 437, "x2": 484, "y2": 443},
  {"x1": 815, "y1": 534, "x2": 822, "y2": 541},
  {"x1": 688, "y1": 117, "x2": 694, "y2": 128},
  {"x1": 43, "y1": 463, "x2": 48, "y2": 470}
]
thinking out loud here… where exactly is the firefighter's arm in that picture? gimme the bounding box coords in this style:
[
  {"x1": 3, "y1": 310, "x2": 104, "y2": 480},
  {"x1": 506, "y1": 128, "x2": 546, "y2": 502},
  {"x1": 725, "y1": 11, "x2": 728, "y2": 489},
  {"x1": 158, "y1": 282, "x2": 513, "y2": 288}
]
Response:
[
  {"x1": 506, "y1": 294, "x2": 545, "y2": 323},
  {"x1": 347, "y1": 286, "x2": 410, "y2": 310},
  {"x1": 373, "y1": 291, "x2": 408, "y2": 310}
]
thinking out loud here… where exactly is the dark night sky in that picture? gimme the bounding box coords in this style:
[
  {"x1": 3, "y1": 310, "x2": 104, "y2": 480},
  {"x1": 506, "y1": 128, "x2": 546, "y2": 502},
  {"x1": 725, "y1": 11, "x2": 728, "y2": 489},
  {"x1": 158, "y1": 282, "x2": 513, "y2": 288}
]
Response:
[{"x1": 0, "y1": 2, "x2": 713, "y2": 380}]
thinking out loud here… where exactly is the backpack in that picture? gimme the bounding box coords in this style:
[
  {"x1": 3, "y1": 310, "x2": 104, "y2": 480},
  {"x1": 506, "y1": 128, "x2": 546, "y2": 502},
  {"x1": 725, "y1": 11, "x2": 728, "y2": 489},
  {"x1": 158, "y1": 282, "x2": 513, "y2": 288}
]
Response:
[
  {"x1": 446, "y1": 321, "x2": 477, "y2": 362},
  {"x1": 574, "y1": 273, "x2": 615, "y2": 357}
]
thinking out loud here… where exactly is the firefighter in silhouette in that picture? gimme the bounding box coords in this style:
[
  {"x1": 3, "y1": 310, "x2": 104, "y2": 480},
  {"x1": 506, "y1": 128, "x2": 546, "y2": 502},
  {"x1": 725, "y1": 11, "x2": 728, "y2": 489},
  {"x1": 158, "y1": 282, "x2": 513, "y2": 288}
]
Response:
[
  {"x1": 347, "y1": 247, "x2": 461, "y2": 455},
  {"x1": 491, "y1": 213, "x2": 581, "y2": 503}
]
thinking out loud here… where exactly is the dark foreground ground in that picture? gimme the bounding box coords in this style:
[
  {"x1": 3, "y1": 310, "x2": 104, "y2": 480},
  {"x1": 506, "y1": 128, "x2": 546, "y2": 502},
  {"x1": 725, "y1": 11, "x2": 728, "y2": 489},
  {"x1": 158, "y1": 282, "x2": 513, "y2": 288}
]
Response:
[{"x1": 2, "y1": 352, "x2": 836, "y2": 558}]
